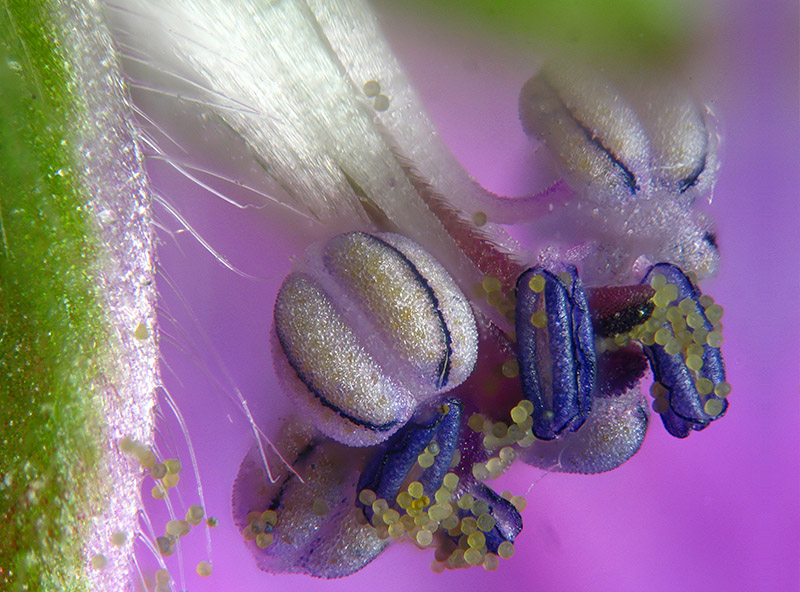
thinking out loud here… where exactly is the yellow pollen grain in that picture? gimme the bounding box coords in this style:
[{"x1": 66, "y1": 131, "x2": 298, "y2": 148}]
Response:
[
  {"x1": 465, "y1": 548, "x2": 484, "y2": 566},
  {"x1": 477, "y1": 513, "x2": 496, "y2": 532},
  {"x1": 483, "y1": 553, "x2": 500, "y2": 571},
  {"x1": 483, "y1": 277, "x2": 502, "y2": 293},
  {"x1": 408, "y1": 481, "x2": 424, "y2": 499},
  {"x1": 418, "y1": 453, "x2": 435, "y2": 468},
  {"x1": 91, "y1": 554, "x2": 107, "y2": 570},
  {"x1": 696, "y1": 378, "x2": 714, "y2": 395},
  {"x1": 416, "y1": 530, "x2": 434, "y2": 546},
  {"x1": 714, "y1": 381, "x2": 732, "y2": 398},
  {"x1": 359, "y1": 489, "x2": 376, "y2": 506},
  {"x1": 501, "y1": 359, "x2": 519, "y2": 378},
  {"x1": 155, "y1": 569, "x2": 171, "y2": 584},
  {"x1": 312, "y1": 499, "x2": 330, "y2": 516},
  {"x1": 530, "y1": 310, "x2": 548, "y2": 328},
  {"x1": 497, "y1": 541, "x2": 515, "y2": 559},
  {"x1": 443, "y1": 473, "x2": 459, "y2": 491},
  {"x1": 686, "y1": 354, "x2": 704, "y2": 372},
  {"x1": 196, "y1": 561, "x2": 213, "y2": 577},
  {"x1": 262, "y1": 510, "x2": 277, "y2": 526},
  {"x1": 511, "y1": 495, "x2": 527, "y2": 512},
  {"x1": 650, "y1": 273, "x2": 667, "y2": 290},
  {"x1": 256, "y1": 533, "x2": 273, "y2": 548},
  {"x1": 472, "y1": 211, "x2": 488, "y2": 227},
  {"x1": 528, "y1": 274, "x2": 546, "y2": 293},
  {"x1": 704, "y1": 399, "x2": 724, "y2": 416},
  {"x1": 164, "y1": 459, "x2": 182, "y2": 474},
  {"x1": 705, "y1": 304, "x2": 724, "y2": 323}
]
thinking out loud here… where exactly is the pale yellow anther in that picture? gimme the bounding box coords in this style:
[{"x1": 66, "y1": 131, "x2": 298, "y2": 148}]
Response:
[
  {"x1": 196, "y1": 561, "x2": 213, "y2": 577},
  {"x1": 256, "y1": 533, "x2": 273, "y2": 548}
]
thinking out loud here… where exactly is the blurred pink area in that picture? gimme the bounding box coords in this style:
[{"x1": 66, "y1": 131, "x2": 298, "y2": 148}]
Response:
[{"x1": 143, "y1": 1, "x2": 799, "y2": 591}]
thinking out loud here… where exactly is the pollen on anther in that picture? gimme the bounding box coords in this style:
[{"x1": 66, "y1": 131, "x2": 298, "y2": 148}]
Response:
[
  {"x1": 704, "y1": 399, "x2": 724, "y2": 416},
  {"x1": 91, "y1": 554, "x2": 107, "y2": 570},
  {"x1": 472, "y1": 211, "x2": 488, "y2": 226}
]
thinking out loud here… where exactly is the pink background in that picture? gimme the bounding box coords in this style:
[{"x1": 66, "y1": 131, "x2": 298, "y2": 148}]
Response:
[{"x1": 144, "y1": 1, "x2": 799, "y2": 591}]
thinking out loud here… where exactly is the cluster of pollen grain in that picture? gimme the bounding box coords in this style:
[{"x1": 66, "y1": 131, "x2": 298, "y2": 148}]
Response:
[
  {"x1": 358, "y1": 470, "x2": 514, "y2": 573},
  {"x1": 119, "y1": 436, "x2": 213, "y2": 575},
  {"x1": 474, "y1": 276, "x2": 517, "y2": 327},
  {"x1": 363, "y1": 79, "x2": 390, "y2": 112},
  {"x1": 596, "y1": 273, "x2": 731, "y2": 416},
  {"x1": 468, "y1": 401, "x2": 537, "y2": 459},
  {"x1": 242, "y1": 509, "x2": 278, "y2": 549}
]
